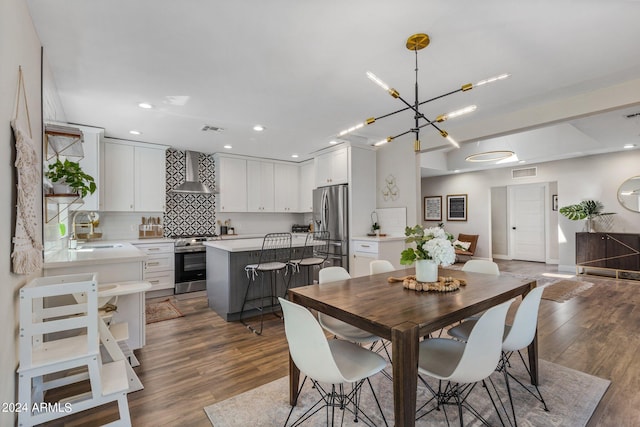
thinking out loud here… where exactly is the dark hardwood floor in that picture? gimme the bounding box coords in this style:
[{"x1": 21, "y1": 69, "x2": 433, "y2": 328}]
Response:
[{"x1": 41, "y1": 260, "x2": 640, "y2": 426}]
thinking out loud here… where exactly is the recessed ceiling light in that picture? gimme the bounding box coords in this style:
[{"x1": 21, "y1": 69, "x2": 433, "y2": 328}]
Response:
[
  {"x1": 253, "y1": 125, "x2": 265, "y2": 132},
  {"x1": 291, "y1": 154, "x2": 299, "y2": 158},
  {"x1": 623, "y1": 143, "x2": 636, "y2": 149},
  {"x1": 518, "y1": 160, "x2": 526, "y2": 164},
  {"x1": 329, "y1": 140, "x2": 338, "y2": 145},
  {"x1": 129, "y1": 130, "x2": 141, "y2": 135},
  {"x1": 453, "y1": 170, "x2": 460, "y2": 173},
  {"x1": 223, "y1": 144, "x2": 232, "y2": 149},
  {"x1": 138, "y1": 102, "x2": 153, "y2": 109}
]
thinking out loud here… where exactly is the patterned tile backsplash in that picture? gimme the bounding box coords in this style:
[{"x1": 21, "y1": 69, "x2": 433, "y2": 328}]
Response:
[{"x1": 164, "y1": 148, "x2": 216, "y2": 237}]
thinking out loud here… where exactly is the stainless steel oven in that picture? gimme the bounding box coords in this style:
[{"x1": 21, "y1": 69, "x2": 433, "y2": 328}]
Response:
[{"x1": 174, "y1": 236, "x2": 217, "y2": 294}]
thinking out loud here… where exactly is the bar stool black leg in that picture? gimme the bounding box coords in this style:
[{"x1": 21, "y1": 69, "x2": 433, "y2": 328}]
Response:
[{"x1": 240, "y1": 271, "x2": 266, "y2": 335}]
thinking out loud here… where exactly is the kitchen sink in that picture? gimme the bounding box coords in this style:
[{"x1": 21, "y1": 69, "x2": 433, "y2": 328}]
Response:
[{"x1": 77, "y1": 243, "x2": 123, "y2": 249}]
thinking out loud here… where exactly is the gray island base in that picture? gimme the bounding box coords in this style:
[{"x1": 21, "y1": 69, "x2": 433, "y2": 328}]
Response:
[{"x1": 204, "y1": 237, "x2": 312, "y2": 321}]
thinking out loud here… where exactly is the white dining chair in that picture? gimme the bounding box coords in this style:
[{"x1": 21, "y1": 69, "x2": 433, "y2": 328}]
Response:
[
  {"x1": 317, "y1": 267, "x2": 380, "y2": 343},
  {"x1": 461, "y1": 259, "x2": 500, "y2": 275},
  {"x1": 369, "y1": 259, "x2": 395, "y2": 275},
  {"x1": 279, "y1": 298, "x2": 388, "y2": 426},
  {"x1": 448, "y1": 285, "x2": 549, "y2": 425},
  {"x1": 416, "y1": 299, "x2": 514, "y2": 426}
]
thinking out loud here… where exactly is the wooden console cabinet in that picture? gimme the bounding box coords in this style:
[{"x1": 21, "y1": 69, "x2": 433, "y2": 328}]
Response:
[{"x1": 576, "y1": 232, "x2": 640, "y2": 280}]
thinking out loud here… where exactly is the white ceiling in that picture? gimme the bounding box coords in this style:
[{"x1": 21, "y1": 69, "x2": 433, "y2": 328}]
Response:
[{"x1": 26, "y1": 1, "x2": 640, "y2": 176}]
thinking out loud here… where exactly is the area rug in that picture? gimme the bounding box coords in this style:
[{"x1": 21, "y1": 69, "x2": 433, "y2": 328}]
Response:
[
  {"x1": 145, "y1": 299, "x2": 184, "y2": 324},
  {"x1": 542, "y1": 280, "x2": 594, "y2": 303},
  {"x1": 204, "y1": 359, "x2": 609, "y2": 426}
]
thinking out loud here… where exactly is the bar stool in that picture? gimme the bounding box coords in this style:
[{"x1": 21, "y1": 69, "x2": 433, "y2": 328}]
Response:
[
  {"x1": 287, "y1": 230, "x2": 330, "y2": 292},
  {"x1": 240, "y1": 232, "x2": 292, "y2": 335}
]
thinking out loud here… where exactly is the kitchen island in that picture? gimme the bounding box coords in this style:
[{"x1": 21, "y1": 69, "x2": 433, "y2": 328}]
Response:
[
  {"x1": 204, "y1": 235, "x2": 312, "y2": 321},
  {"x1": 43, "y1": 242, "x2": 150, "y2": 350}
]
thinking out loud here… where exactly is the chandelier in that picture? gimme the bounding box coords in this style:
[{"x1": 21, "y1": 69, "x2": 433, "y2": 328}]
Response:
[{"x1": 339, "y1": 33, "x2": 510, "y2": 152}]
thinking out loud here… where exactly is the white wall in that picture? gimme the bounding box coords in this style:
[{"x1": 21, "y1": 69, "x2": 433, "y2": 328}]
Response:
[
  {"x1": 0, "y1": 0, "x2": 43, "y2": 423},
  {"x1": 422, "y1": 150, "x2": 640, "y2": 269},
  {"x1": 376, "y1": 140, "x2": 420, "y2": 228}
]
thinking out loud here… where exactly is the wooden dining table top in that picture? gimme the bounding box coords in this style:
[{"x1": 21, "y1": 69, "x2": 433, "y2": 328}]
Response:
[{"x1": 289, "y1": 266, "x2": 536, "y2": 339}]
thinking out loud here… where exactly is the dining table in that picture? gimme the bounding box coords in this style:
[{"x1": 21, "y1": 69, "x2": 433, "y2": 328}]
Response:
[{"x1": 287, "y1": 266, "x2": 538, "y2": 427}]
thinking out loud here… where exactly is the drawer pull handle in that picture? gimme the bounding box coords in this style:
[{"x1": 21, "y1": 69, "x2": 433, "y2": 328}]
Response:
[
  {"x1": 149, "y1": 280, "x2": 160, "y2": 284},
  {"x1": 361, "y1": 244, "x2": 370, "y2": 248},
  {"x1": 147, "y1": 248, "x2": 161, "y2": 251},
  {"x1": 147, "y1": 262, "x2": 160, "y2": 267}
]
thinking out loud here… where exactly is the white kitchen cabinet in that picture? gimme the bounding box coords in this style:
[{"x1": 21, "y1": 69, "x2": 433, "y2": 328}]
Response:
[
  {"x1": 350, "y1": 238, "x2": 405, "y2": 277},
  {"x1": 315, "y1": 147, "x2": 348, "y2": 187},
  {"x1": 298, "y1": 160, "x2": 314, "y2": 212},
  {"x1": 247, "y1": 160, "x2": 274, "y2": 212},
  {"x1": 101, "y1": 140, "x2": 167, "y2": 212},
  {"x1": 76, "y1": 125, "x2": 103, "y2": 211},
  {"x1": 43, "y1": 252, "x2": 147, "y2": 350},
  {"x1": 135, "y1": 145, "x2": 166, "y2": 211},
  {"x1": 274, "y1": 163, "x2": 299, "y2": 212},
  {"x1": 132, "y1": 242, "x2": 175, "y2": 292},
  {"x1": 215, "y1": 155, "x2": 247, "y2": 212}
]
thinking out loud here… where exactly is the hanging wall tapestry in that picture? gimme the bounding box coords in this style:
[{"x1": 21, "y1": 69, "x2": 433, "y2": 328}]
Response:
[{"x1": 11, "y1": 66, "x2": 43, "y2": 274}]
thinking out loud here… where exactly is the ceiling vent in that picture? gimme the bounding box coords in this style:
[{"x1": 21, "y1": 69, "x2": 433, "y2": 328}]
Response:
[
  {"x1": 511, "y1": 167, "x2": 537, "y2": 179},
  {"x1": 201, "y1": 125, "x2": 225, "y2": 133}
]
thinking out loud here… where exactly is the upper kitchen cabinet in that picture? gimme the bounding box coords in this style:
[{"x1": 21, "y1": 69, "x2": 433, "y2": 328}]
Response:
[
  {"x1": 298, "y1": 160, "x2": 314, "y2": 213},
  {"x1": 315, "y1": 147, "x2": 348, "y2": 187},
  {"x1": 274, "y1": 163, "x2": 299, "y2": 212},
  {"x1": 77, "y1": 127, "x2": 102, "y2": 211},
  {"x1": 135, "y1": 145, "x2": 167, "y2": 211},
  {"x1": 247, "y1": 160, "x2": 275, "y2": 212},
  {"x1": 214, "y1": 155, "x2": 247, "y2": 212},
  {"x1": 101, "y1": 139, "x2": 167, "y2": 212}
]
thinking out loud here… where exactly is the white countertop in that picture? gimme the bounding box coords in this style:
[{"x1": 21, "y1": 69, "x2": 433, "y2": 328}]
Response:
[
  {"x1": 130, "y1": 237, "x2": 175, "y2": 244},
  {"x1": 352, "y1": 235, "x2": 406, "y2": 242},
  {"x1": 99, "y1": 280, "x2": 152, "y2": 297},
  {"x1": 44, "y1": 242, "x2": 147, "y2": 269},
  {"x1": 204, "y1": 235, "x2": 309, "y2": 252}
]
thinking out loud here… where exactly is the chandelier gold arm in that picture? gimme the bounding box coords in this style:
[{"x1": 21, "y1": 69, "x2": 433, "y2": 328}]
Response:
[{"x1": 343, "y1": 32, "x2": 508, "y2": 153}]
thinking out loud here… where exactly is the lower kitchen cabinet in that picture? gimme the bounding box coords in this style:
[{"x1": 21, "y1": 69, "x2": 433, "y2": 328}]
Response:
[
  {"x1": 132, "y1": 241, "x2": 175, "y2": 293},
  {"x1": 350, "y1": 238, "x2": 405, "y2": 278},
  {"x1": 43, "y1": 258, "x2": 147, "y2": 350}
]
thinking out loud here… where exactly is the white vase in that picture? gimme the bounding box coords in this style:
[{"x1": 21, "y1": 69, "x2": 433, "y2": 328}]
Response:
[
  {"x1": 415, "y1": 259, "x2": 438, "y2": 283},
  {"x1": 52, "y1": 182, "x2": 73, "y2": 195}
]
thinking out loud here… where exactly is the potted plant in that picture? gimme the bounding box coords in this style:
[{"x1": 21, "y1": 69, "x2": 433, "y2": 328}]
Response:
[
  {"x1": 559, "y1": 200, "x2": 615, "y2": 233},
  {"x1": 45, "y1": 158, "x2": 97, "y2": 198},
  {"x1": 371, "y1": 222, "x2": 380, "y2": 236},
  {"x1": 400, "y1": 225, "x2": 456, "y2": 282}
]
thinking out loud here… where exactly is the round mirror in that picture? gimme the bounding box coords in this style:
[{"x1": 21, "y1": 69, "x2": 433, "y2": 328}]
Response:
[{"x1": 617, "y1": 176, "x2": 640, "y2": 212}]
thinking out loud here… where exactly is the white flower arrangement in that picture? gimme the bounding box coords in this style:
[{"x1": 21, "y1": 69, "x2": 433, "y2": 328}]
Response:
[{"x1": 400, "y1": 225, "x2": 456, "y2": 267}]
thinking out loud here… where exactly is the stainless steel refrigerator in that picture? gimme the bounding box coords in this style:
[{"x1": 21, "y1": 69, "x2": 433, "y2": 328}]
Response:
[{"x1": 313, "y1": 184, "x2": 349, "y2": 271}]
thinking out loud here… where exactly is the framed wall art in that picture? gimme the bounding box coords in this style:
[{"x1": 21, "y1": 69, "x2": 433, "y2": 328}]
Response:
[
  {"x1": 424, "y1": 196, "x2": 442, "y2": 221},
  {"x1": 447, "y1": 194, "x2": 467, "y2": 221}
]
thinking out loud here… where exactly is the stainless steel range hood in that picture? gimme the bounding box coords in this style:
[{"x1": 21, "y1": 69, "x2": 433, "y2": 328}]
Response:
[{"x1": 170, "y1": 150, "x2": 214, "y2": 194}]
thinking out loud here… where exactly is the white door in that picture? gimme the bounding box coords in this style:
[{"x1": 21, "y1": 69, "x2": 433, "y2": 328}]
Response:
[{"x1": 509, "y1": 184, "x2": 546, "y2": 262}]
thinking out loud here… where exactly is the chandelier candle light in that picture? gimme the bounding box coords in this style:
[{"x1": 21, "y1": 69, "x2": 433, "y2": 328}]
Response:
[{"x1": 340, "y1": 33, "x2": 510, "y2": 152}]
